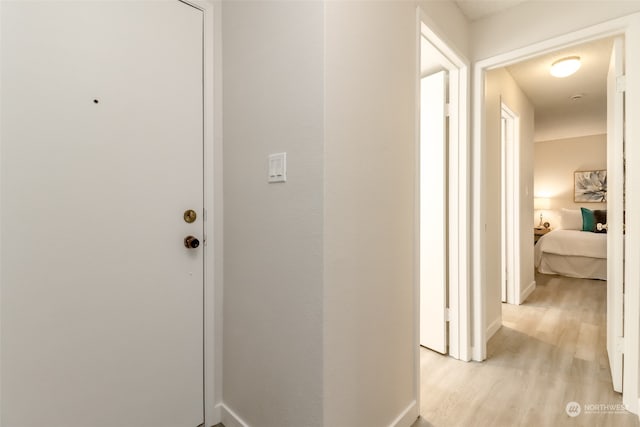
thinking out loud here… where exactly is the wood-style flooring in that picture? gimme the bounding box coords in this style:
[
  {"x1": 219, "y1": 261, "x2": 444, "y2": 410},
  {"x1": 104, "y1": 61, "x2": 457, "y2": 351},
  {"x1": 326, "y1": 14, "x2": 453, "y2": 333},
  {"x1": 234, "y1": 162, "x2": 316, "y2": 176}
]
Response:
[{"x1": 414, "y1": 273, "x2": 639, "y2": 427}]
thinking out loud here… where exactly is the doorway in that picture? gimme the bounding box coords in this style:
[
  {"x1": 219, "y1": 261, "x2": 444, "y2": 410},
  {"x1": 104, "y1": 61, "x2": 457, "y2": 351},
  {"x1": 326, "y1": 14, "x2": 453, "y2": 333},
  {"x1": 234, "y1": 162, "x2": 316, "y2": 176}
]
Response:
[
  {"x1": 473, "y1": 22, "x2": 638, "y2": 412},
  {"x1": 417, "y1": 19, "x2": 470, "y2": 363}
]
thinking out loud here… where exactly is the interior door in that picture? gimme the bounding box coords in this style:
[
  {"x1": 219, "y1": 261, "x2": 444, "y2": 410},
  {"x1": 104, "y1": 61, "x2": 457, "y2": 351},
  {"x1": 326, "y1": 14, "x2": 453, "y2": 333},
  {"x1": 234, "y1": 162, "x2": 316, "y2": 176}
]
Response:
[
  {"x1": 420, "y1": 70, "x2": 448, "y2": 354},
  {"x1": 606, "y1": 36, "x2": 624, "y2": 393},
  {"x1": 501, "y1": 117, "x2": 508, "y2": 304},
  {"x1": 1, "y1": 2, "x2": 204, "y2": 426}
]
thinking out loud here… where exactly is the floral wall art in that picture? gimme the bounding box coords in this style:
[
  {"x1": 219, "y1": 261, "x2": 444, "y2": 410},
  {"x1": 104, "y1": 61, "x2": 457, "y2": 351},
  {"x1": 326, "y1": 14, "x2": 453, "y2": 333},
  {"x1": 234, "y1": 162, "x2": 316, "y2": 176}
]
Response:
[{"x1": 574, "y1": 170, "x2": 607, "y2": 203}]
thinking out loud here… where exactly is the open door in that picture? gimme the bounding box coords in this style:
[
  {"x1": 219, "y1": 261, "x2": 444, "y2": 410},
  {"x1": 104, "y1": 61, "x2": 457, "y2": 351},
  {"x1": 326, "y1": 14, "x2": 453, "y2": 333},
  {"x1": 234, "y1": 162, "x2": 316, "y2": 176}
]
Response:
[
  {"x1": 607, "y1": 36, "x2": 625, "y2": 393},
  {"x1": 500, "y1": 105, "x2": 519, "y2": 305},
  {"x1": 420, "y1": 70, "x2": 448, "y2": 354}
]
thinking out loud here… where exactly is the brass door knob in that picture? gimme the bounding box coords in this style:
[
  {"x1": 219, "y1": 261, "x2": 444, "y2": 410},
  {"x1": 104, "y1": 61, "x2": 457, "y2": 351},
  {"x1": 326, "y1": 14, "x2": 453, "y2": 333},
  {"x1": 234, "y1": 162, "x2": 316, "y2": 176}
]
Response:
[{"x1": 184, "y1": 236, "x2": 200, "y2": 249}]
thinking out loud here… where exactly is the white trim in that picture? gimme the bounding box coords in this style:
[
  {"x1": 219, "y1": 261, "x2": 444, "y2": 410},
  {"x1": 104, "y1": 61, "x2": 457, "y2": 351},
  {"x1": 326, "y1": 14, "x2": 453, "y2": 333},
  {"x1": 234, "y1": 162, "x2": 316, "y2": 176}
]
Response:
[
  {"x1": 607, "y1": 36, "x2": 625, "y2": 394},
  {"x1": 388, "y1": 400, "x2": 419, "y2": 427},
  {"x1": 472, "y1": 61, "x2": 486, "y2": 362},
  {"x1": 520, "y1": 281, "x2": 536, "y2": 305},
  {"x1": 623, "y1": 15, "x2": 640, "y2": 414},
  {"x1": 0, "y1": 1, "x2": 4, "y2": 417},
  {"x1": 500, "y1": 103, "x2": 521, "y2": 306},
  {"x1": 413, "y1": 9, "x2": 422, "y2": 416},
  {"x1": 486, "y1": 316, "x2": 502, "y2": 340},
  {"x1": 472, "y1": 12, "x2": 640, "y2": 415},
  {"x1": 220, "y1": 404, "x2": 251, "y2": 427}
]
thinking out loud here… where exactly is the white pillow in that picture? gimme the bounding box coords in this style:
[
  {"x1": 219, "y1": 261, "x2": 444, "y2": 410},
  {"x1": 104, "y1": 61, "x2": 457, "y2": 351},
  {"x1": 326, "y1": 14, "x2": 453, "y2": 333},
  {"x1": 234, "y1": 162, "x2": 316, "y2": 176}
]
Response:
[{"x1": 560, "y1": 208, "x2": 582, "y2": 230}]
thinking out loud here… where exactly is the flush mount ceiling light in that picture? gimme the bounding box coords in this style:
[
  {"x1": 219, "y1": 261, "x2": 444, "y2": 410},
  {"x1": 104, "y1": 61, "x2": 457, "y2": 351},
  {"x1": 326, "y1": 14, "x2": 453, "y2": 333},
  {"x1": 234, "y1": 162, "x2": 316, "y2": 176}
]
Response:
[{"x1": 550, "y1": 56, "x2": 581, "y2": 78}]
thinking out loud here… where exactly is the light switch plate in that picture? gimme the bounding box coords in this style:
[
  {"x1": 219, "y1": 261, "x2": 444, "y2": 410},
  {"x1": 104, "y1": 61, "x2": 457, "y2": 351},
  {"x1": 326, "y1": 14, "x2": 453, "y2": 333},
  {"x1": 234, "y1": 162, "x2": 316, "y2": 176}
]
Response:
[{"x1": 268, "y1": 152, "x2": 287, "y2": 183}]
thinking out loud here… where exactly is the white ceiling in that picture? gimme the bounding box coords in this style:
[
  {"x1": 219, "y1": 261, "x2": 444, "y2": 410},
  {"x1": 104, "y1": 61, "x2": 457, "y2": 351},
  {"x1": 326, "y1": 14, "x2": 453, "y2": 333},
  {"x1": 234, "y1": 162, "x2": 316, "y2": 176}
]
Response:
[
  {"x1": 454, "y1": 0, "x2": 527, "y2": 21},
  {"x1": 505, "y1": 37, "x2": 614, "y2": 141}
]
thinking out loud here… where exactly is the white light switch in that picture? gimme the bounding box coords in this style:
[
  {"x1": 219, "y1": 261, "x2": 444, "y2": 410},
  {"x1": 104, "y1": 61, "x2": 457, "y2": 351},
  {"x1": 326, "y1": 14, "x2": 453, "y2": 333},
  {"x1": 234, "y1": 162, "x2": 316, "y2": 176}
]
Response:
[{"x1": 268, "y1": 152, "x2": 287, "y2": 183}]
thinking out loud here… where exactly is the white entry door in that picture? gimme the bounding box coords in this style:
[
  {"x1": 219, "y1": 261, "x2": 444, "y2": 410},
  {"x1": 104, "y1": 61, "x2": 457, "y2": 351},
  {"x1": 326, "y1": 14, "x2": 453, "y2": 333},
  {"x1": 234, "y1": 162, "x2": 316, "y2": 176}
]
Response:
[
  {"x1": 1, "y1": 2, "x2": 205, "y2": 426},
  {"x1": 420, "y1": 70, "x2": 448, "y2": 354},
  {"x1": 607, "y1": 37, "x2": 625, "y2": 393}
]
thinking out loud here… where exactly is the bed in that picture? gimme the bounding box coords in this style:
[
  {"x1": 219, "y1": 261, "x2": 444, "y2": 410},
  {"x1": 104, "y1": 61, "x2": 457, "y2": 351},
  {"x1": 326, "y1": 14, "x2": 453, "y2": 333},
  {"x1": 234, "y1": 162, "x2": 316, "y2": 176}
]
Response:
[
  {"x1": 535, "y1": 229, "x2": 607, "y2": 280},
  {"x1": 535, "y1": 207, "x2": 608, "y2": 280}
]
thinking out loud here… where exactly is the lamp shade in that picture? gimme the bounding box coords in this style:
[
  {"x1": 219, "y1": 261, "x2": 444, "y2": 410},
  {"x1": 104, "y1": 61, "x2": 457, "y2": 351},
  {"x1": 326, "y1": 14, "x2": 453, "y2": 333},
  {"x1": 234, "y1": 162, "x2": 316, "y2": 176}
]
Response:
[{"x1": 534, "y1": 197, "x2": 551, "y2": 210}]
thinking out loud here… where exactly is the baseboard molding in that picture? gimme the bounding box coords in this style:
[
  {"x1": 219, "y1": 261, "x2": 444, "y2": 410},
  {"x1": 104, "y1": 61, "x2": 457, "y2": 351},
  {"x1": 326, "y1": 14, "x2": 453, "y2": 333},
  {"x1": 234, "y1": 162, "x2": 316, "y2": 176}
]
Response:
[
  {"x1": 216, "y1": 400, "x2": 418, "y2": 427},
  {"x1": 388, "y1": 400, "x2": 419, "y2": 427},
  {"x1": 209, "y1": 402, "x2": 222, "y2": 426},
  {"x1": 520, "y1": 280, "x2": 536, "y2": 304},
  {"x1": 486, "y1": 316, "x2": 502, "y2": 340},
  {"x1": 220, "y1": 403, "x2": 251, "y2": 427}
]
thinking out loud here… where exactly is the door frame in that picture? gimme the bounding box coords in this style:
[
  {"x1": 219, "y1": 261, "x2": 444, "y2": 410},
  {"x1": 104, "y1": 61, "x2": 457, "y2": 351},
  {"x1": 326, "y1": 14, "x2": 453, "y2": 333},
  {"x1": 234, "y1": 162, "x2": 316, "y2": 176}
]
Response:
[
  {"x1": 607, "y1": 36, "x2": 625, "y2": 393},
  {"x1": 0, "y1": 0, "x2": 221, "y2": 425},
  {"x1": 500, "y1": 103, "x2": 521, "y2": 306},
  {"x1": 415, "y1": 7, "x2": 471, "y2": 415},
  {"x1": 472, "y1": 13, "x2": 640, "y2": 413}
]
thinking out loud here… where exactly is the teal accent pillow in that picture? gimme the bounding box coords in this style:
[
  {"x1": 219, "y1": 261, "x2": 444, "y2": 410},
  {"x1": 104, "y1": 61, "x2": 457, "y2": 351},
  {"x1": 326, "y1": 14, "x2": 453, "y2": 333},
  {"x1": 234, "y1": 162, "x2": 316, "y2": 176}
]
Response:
[{"x1": 581, "y1": 207, "x2": 596, "y2": 232}]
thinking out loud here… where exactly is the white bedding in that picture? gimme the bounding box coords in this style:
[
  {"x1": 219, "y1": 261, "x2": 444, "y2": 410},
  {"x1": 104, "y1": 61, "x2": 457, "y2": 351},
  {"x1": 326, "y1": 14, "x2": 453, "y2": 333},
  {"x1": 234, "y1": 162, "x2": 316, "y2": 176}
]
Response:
[
  {"x1": 535, "y1": 229, "x2": 607, "y2": 259},
  {"x1": 535, "y1": 229, "x2": 607, "y2": 280}
]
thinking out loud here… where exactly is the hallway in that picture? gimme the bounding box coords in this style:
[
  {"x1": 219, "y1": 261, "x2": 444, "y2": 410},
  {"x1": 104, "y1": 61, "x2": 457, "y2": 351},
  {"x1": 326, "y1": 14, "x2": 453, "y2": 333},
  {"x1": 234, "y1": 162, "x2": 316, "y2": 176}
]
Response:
[{"x1": 416, "y1": 273, "x2": 639, "y2": 426}]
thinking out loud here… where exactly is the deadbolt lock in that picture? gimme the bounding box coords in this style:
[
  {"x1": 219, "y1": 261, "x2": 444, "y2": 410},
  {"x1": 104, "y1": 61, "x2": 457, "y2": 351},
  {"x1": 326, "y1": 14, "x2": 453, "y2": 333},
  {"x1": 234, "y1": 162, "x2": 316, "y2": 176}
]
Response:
[
  {"x1": 183, "y1": 209, "x2": 197, "y2": 223},
  {"x1": 184, "y1": 236, "x2": 200, "y2": 249}
]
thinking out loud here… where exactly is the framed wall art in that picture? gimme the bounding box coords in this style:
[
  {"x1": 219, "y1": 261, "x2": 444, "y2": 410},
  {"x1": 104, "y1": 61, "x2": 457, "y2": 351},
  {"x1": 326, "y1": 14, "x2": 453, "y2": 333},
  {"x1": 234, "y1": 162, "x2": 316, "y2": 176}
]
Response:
[{"x1": 574, "y1": 170, "x2": 607, "y2": 203}]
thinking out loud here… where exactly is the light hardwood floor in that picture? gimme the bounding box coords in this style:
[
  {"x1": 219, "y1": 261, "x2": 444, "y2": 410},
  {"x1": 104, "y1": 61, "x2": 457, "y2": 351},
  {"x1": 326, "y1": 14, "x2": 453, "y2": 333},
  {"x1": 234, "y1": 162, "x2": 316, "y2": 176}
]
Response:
[{"x1": 415, "y1": 273, "x2": 640, "y2": 427}]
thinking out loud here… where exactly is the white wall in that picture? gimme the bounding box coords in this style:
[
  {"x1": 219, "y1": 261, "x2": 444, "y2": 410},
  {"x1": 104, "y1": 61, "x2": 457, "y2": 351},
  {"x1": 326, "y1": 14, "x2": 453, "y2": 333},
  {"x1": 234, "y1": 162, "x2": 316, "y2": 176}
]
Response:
[
  {"x1": 323, "y1": 2, "x2": 418, "y2": 425},
  {"x1": 534, "y1": 134, "x2": 607, "y2": 227},
  {"x1": 222, "y1": 1, "x2": 421, "y2": 426},
  {"x1": 484, "y1": 68, "x2": 535, "y2": 330},
  {"x1": 221, "y1": 2, "x2": 324, "y2": 426},
  {"x1": 535, "y1": 106, "x2": 606, "y2": 142}
]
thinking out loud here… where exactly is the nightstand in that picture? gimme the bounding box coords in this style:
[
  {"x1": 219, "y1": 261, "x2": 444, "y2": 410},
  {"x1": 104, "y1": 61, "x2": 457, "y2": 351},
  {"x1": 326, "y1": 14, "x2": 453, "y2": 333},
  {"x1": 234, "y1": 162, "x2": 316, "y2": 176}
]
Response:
[{"x1": 534, "y1": 227, "x2": 551, "y2": 244}]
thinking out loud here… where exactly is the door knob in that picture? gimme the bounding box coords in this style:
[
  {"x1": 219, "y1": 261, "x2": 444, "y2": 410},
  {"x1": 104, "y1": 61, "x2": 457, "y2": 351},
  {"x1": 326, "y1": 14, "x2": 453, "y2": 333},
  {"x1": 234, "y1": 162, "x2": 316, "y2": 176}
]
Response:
[{"x1": 184, "y1": 236, "x2": 200, "y2": 249}]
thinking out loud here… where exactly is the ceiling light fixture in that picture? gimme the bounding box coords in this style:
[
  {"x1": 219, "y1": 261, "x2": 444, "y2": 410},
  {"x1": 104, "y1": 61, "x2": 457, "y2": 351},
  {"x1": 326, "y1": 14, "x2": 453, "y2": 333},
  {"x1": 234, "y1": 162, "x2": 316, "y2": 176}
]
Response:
[{"x1": 550, "y1": 56, "x2": 581, "y2": 78}]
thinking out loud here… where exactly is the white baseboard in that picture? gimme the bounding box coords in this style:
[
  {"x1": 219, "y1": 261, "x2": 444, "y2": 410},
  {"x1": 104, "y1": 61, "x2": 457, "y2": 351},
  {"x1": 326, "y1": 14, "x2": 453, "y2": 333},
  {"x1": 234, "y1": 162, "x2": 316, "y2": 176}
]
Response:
[
  {"x1": 520, "y1": 280, "x2": 536, "y2": 304},
  {"x1": 486, "y1": 316, "x2": 501, "y2": 340},
  {"x1": 209, "y1": 402, "x2": 222, "y2": 426},
  {"x1": 218, "y1": 400, "x2": 417, "y2": 427},
  {"x1": 388, "y1": 400, "x2": 419, "y2": 427},
  {"x1": 220, "y1": 403, "x2": 251, "y2": 427}
]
